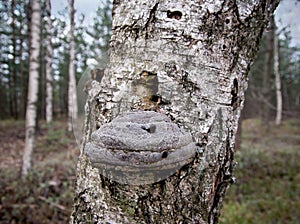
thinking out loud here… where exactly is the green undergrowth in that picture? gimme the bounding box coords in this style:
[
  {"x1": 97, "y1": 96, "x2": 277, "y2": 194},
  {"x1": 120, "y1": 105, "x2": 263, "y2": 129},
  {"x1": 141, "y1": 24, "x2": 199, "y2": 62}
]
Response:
[{"x1": 220, "y1": 119, "x2": 300, "y2": 224}]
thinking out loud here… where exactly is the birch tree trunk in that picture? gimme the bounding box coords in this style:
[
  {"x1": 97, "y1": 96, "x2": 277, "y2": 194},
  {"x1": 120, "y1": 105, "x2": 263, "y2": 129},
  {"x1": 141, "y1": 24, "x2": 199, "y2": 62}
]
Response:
[
  {"x1": 22, "y1": 0, "x2": 41, "y2": 177},
  {"x1": 45, "y1": 0, "x2": 53, "y2": 124},
  {"x1": 273, "y1": 17, "x2": 282, "y2": 126},
  {"x1": 71, "y1": 0, "x2": 279, "y2": 223},
  {"x1": 68, "y1": 0, "x2": 77, "y2": 132}
]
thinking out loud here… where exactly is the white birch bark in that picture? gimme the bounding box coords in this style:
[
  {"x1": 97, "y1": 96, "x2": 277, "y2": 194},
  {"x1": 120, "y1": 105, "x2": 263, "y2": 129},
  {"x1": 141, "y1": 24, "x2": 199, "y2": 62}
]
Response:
[
  {"x1": 71, "y1": 0, "x2": 279, "y2": 223},
  {"x1": 22, "y1": 0, "x2": 41, "y2": 177},
  {"x1": 45, "y1": 0, "x2": 53, "y2": 124},
  {"x1": 68, "y1": 0, "x2": 78, "y2": 132},
  {"x1": 273, "y1": 19, "x2": 282, "y2": 126}
]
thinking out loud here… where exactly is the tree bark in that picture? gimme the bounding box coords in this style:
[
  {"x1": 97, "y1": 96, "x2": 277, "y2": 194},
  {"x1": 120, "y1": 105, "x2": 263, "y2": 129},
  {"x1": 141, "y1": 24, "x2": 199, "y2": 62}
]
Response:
[
  {"x1": 71, "y1": 0, "x2": 279, "y2": 223},
  {"x1": 68, "y1": 0, "x2": 78, "y2": 132},
  {"x1": 22, "y1": 0, "x2": 41, "y2": 177},
  {"x1": 273, "y1": 17, "x2": 282, "y2": 126},
  {"x1": 45, "y1": 0, "x2": 53, "y2": 124}
]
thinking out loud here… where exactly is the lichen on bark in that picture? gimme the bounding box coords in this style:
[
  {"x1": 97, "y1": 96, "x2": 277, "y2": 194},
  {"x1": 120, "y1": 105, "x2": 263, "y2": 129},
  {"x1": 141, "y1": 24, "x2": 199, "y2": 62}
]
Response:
[{"x1": 71, "y1": 0, "x2": 279, "y2": 223}]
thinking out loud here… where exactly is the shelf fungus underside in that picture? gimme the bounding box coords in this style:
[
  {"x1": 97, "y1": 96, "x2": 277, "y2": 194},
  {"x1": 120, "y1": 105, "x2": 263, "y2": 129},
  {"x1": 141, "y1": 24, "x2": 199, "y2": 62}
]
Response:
[{"x1": 85, "y1": 111, "x2": 196, "y2": 185}]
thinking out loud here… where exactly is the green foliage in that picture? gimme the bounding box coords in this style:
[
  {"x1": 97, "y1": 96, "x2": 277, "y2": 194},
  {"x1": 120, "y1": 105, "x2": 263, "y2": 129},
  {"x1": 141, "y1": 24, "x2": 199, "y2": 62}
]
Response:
[{"x1": 220, "y1": 119, "x2": 300, "y2": 224}]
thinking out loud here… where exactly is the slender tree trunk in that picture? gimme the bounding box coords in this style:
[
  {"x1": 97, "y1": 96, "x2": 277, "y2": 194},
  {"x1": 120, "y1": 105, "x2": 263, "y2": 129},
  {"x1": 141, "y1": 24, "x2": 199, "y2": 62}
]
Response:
[
  {"x1": 8, "y1": 63, "x2": 14, "y2": 118},
  {"x1": 39, "y1": 24, "x2": 45, "y2": 122},
  {"x1": 71, "y1": 0, "x2": 279, "y2": 223},
  {"x1": 17, "y1": 1, "x2": 26, "y2": 119},
  {"x1": 68, "y1": 0, "x2": 77, "y2": 132},
  {"x1": 45, "y1": 0, "x2": 53, "y2": 124},
  {"x1": 19, "y1": 36, "x2": 25, "y2": 119},
  {"x1": 262, "y1": 20, "x2": 274, "y2": 127},
  {"x1": 273, "y1": 17, "x2": 282, "y2": 125},
  {"x1": 22, "y1": 0, "x2": 41, "y2": 177},
  {"x1": 11, "y1": 0, "x2": 19, "y2": 119},
  {"x1": 35, "y1": 12, "x2": 45, "y2": 132}
]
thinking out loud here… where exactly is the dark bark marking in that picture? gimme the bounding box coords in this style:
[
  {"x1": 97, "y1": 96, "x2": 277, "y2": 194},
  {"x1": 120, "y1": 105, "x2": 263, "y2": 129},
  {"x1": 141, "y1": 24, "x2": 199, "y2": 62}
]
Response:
[
  {"x1": 144, "y1": 2, "x2": 159, "y2": 39},
  {"x1": 231, "y1": 78, "x2": 239, "y2": 110},
  {"x1": 149, "y1": 94, "x2": 160, "y2": 103},
  {"x1": 161, "y1": 151, "x2": 168, "y2": 158},
  {"x1": 141, "y1": 124, "x2": 156, "y2": 133},
  {"x1": 167, "y1": 10, "x2": 182, "y2": 20}
]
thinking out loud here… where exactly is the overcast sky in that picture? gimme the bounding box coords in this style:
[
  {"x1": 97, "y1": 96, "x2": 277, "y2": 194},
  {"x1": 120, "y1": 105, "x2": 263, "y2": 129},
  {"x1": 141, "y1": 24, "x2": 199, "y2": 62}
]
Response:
[
  {"x1": 275, "y1": 0, "x2": 300, "y2": 46},
  {"x1": 52, "y1": 0, "x2": 300, "y2": 47}
]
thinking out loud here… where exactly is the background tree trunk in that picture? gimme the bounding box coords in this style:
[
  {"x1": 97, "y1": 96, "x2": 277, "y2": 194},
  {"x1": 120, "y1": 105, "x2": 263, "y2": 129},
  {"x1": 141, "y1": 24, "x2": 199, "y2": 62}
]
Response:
[
  {"x1": 38, "y1": 16, "x2": 45, "y2": 123},
  {"x1": 11, "y1": 0, "x2": 18, "y2": 119},
  {"x1": 273, "y1": 17, "x2": 282, "y2": 125},
  {"x1": 71, "y1": 0, "x2": 279, "y2": 223},
  {"x1": 262, "y1": 19, "x2": 274, "y2": 127},
  {"x1": 68, "y1": 0, "x2": 77, "y2": 132},
  {"x1": 19, "y1": 34, "x2": 26, "y2": 119},
  {"x1": 45, "y1": 0, "x2": 53, "y2": 124},
  {"x1": 22, "y1": 0, "x2": 41, "y2": 177}
]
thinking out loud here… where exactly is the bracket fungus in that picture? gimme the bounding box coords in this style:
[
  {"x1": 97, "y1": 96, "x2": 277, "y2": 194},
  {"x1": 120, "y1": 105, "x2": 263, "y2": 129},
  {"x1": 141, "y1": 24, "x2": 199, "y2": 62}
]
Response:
[{"x1": 85, "y1": 111, "x2": 196, "y2": 185}]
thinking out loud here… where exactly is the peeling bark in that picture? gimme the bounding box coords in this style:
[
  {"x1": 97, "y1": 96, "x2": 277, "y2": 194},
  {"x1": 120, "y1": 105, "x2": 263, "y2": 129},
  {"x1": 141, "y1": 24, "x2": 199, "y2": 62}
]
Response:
[{"x1": 71, "y1": 0, "x2": 279, "y2": 223}]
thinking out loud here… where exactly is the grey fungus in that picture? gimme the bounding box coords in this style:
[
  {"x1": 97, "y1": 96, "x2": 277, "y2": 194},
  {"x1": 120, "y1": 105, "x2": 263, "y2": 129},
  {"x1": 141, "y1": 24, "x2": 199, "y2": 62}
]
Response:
[{"x1": 85, "y1": 111, "x2": 196, "y2": 185}]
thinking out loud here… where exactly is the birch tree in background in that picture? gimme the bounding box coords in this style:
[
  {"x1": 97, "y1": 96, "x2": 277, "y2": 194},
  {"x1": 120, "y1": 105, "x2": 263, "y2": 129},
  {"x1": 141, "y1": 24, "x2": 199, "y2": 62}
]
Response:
[
  {"x1": 273, "y1": 16, "x2": 282, "y2": 125},
  {"x1": 68, "y1": 0, "x2": 77, "y2": 132},
  {"x1": 71, "y1": 0, "x2": 279, "y2": 223},
  {"x1": 22, "y1": 0, "x2": 41, "y2": 177},
  {"x1": 45, "y1": 0, "x2": 53, "y2": 124}
]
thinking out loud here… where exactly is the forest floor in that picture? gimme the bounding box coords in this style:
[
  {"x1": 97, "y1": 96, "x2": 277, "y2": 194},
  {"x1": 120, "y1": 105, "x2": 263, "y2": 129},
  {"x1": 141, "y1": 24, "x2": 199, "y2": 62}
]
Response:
[
  {"x1": 0, "y1": 118, "x2": 299, "y2": 223},
  {"x1": 0, "y1": 120, "x2": 79, "y2": 223},
  {"x1": 220, "y1": 118, "x2": 300, "y2": 224}
]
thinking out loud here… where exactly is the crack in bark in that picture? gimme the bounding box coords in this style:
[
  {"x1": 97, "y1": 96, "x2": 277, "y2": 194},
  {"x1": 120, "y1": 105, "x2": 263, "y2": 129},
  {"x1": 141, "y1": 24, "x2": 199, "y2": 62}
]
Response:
[{"x1": 144, "y1": 2, "x2": 159, "y2": 39}]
